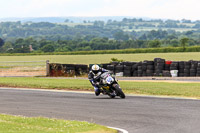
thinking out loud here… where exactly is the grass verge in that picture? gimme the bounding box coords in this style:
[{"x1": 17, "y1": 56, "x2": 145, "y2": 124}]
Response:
[
  {"x1": 0, "y1": 77, "x2": 200, "y2": 98},
  {"x1": 0, "y1": 114, "x2": 116, "y2": 133},
  {"x1": 0, "y1": 52, "x2": 200, "y2": 65}
]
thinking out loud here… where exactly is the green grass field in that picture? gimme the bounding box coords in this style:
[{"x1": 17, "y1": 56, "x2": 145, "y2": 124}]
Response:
[
  {"x1": 1, "y1": 77, "x2": 200, "y2": 98},
  {"x1": 1, "y1": 52, "x2": 199, "y2": 132},
  {"x1": 0, "y1": 114, "x2": 116, "y2": 133},
  {"x1": 0, "y1": 52, "x2": 200, "y2": 65}
]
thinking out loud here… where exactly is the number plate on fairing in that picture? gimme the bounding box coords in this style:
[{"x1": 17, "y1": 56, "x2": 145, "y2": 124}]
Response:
[{"x1": 106, "y1": 76, "x2": 114, "y2": 84}]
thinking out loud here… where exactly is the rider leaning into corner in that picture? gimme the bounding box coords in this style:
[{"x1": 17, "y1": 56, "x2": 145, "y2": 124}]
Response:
[{"x1": 88, "y1": 64, "x2": 114, "y2": 96}]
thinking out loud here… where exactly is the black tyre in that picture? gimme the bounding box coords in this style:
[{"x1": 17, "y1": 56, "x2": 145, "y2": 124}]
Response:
[
  {"x1": 157, "y1": 63, "x2": 165, "y2": 66},
  {"x1": 155, "y1": 70, "x2": 162, "y2": 73},
  {"x1": 171, "y1": 63, "x2": 178, "y2": 67},
  {"x1": 138, "y1": 66, "x2": 142, "y2": 70},
  {"x1": 184, "y1": 65, "x2": 190, "y2": 69},
  {"x1": 132, "y1": 64, "x2": 138, "y2": 70},
  {"x1": 184, "y1": 73, "x2": 190, "y2": 77},
  {"x1": 113, "y1": 84, "x2": 125, "y2": 99},
  {"x1": 142, "y1": 65, "x2": 147, "y2": 71},
  {"x1": 190, "y1": 69, "x2": 196, "y2": 73},
  {"x1": 146, "y1": 73, "x2": 153, "y2": 76},
  {"x1": 115, "y1": 65, "x2": 124, "y2": 72},
  {"x1": 184, "y1": 69, "x2": 190, "y2": 73},
  {"x1": 107, "y1": 65, "x2": 115, "y2": 71},
  {"x1": 142, "y1": 72, "x2": 147, "y2": 77},
  {"x1": 138, "y1": 70, "x2": 143, "y2": 74},
  {"x1": 123, "y1": 70, "x2": 132, "y2": 77},
  {"x1": 184, "y1": 62, "x2": 191, "y2": 66},
  {"x1": 190, "y1": 73, "x2": 196, "y2": 77},
  {"x1": 178, "y1": 73, "x2": 184, "y2": 77},
  {"x1": 179, "y1": 69, "x2": 184, "y2": 73},
  {"x1": 146, "y1": 61, "x2": 154, "y2": 65},
  {"x1": 146, "y1": 70, "x2": 154, "y2": 73},
  {"x1": 155, "y1": 66, "x2": 164, "y2": 70},
  {"x1": 147, "y1": 65, "x2": 154, "y2": 70},
  {"x1": 170, "y1": 67, "x2": 178, "y2": 70},
  {"x1": 179, "y1": 65, "x2": 185, "y2": 69}
]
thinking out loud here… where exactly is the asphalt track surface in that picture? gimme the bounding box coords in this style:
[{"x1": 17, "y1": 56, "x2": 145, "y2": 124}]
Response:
[{"x1": 0, "y1": 88, "x2": 200, "y2": 133}]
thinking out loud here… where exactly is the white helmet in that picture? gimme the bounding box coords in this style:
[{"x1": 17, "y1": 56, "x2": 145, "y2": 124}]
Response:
[{"x1": 91, "y1": 65, "x2": 100, "y2": 74}]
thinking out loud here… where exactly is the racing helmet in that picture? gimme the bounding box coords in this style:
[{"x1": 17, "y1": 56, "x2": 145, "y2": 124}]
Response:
[{"x1": 91, "y1": 64, "x2": 100, "y2": 74}]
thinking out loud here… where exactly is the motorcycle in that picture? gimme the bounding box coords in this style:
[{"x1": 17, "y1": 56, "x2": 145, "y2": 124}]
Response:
[{"x1": 96, "y1": 72, "x2": 125, "y2": 99}]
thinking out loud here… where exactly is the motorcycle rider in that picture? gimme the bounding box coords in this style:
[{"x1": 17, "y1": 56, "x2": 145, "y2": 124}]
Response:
[{"x1": 88, "y1": 64, "x2": 110, "y2": 96}]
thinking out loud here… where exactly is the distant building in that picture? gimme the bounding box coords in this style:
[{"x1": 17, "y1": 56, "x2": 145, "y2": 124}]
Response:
[{"x1": 29, "y1": 45, "x2": 33, "y2": 51}]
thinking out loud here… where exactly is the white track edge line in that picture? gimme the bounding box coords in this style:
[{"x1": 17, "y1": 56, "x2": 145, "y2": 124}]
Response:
[
  {"x1": 0, "y1": 87, "x2": 199, "y2": 100},
  {"x1": 108, "y1": 126, "x2": 129, "y2": 133}
]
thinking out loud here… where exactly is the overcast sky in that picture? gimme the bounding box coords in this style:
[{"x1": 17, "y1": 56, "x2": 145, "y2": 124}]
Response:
[{"x1": 0, "y1": 0, "x2": 199, "y2": 20}]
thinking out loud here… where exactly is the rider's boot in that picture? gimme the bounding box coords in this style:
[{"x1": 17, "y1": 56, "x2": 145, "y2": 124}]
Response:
[
  {"x1": 94, "y1": 87, "x2": 101, "y2": 96},
  {"x1": 110, "y1": 92, "x2": 116, "y2": 97}
]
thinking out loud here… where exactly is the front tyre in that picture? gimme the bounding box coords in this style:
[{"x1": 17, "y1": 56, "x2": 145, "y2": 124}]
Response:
[{"x1": 113, "y1": 84, "x2": 125, "y2": 99}]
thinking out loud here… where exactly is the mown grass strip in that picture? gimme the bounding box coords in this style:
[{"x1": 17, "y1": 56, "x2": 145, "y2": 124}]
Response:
[
  {"x1": 0, "y1": 114, "x2": 117, "y2": 133},
  {"x1": 1, "y1": 52, "x2": 200, "y2": 65},
  {"x1": 0, "y1": 77, "x2": 200, "y2": 98},
  {"x1": 1, "y1": 46, "x2": 200, "y2": 56}
]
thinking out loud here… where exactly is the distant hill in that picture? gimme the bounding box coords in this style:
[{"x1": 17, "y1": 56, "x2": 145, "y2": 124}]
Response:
[{"x1": 0, "y1": 16, "x2": 150, "y2": 23}]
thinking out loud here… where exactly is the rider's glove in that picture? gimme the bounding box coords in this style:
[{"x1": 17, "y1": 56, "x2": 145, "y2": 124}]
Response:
[{"x1": 95, "y1": 82, "x2": 100, "y2": 86}]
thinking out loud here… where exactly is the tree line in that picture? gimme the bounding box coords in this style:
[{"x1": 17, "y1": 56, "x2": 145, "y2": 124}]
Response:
[
  {"x1": 1, "y1": 18, "x2": 200, "y2": 53},
  {"x1": 0, "y1": 37, "x2": 198, "y2": 53}
]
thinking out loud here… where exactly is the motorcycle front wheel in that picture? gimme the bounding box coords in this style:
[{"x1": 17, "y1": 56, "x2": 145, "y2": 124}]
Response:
[{"x1": 113, "y1": 84, "x2": 125, "y2": 99}]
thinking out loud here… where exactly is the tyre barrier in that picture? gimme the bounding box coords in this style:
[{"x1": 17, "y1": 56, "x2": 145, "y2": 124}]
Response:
[
  {"x1": 49, "y1": 58, "x2": 200, "y2": 77},
  {"x1": 102, "y1": 58, "x2": 200, "y2": 77},
  {"x1": 49, "y1": 63, "x2": 88, "y2": 77}
]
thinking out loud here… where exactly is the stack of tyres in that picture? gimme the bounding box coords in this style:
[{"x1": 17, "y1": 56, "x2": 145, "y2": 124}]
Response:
[
  {"x1": 197, "y1": 62, "x2": 200, "y2": 76},
  {"x1": 101, "y1": 63, "x2": 111, "y2": 69},
  {"x1": 168, "y1": 61, "x2": 178, "y2": 77},
  {"x1": 165, "y1": 61, "x2": 171, "y2": 71},
  {"x1": 141, "y1": 62, "x2": 147, "y2": 76},
  {"x1": 123, "y1": 65, "x2": 132, "y2": 77},
  {"x1": 163, "y1": 61, "x2": 172, "y2": 77},
  {"x1": 154, "y1": 58, "x2": 165, "y2": 76},
  {"x1": 178, "y1": 61, "x2": 185, "y2": 77},
  {"x1": 101, "y1": 59, "x2": 200, "y2": 77},
  {"x1": 115, "y1": 65, "x2": 124, "y2": 73},
  {"x1": 115, "y1": 65, "x2": 124, "y2": 76},
  {"x1": 184, "y1": 61, "x2": 191, "y2": 77},
  {"x1": 190, "y1": 61, "x2": 198, "y2": 77},
  {"x1": 146, "y1": 61, "x2": 154, "y2": 76},
  {"x1": 111, "y1": 61, "x2": 119, "y2": 66},
  {"x1": 137, "y1": 62, "x2": 143, "y2": 77},
  {"x1": 132, "y1": 63, "x2": 138, "y2": 77},
  {"x1": 123, "y1": 61, "x2": 134, "y2": 77},
  {"x1": 122, "y1": 61, "x2": 135, "y2": 66},
  {"x1": 162, "y1": 70, "x2": 171, "y2": 77},
  {"x1": 107, "y1": 65, "x2": 115, "y2": 74},
  {"x1": 170, "y1": 62, "x2": 179, "y2": 70}
]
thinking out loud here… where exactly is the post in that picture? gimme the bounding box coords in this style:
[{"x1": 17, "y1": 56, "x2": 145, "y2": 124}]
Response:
[{"x1": 46, "y1": 60, "x2": 50, "y2": 76}]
